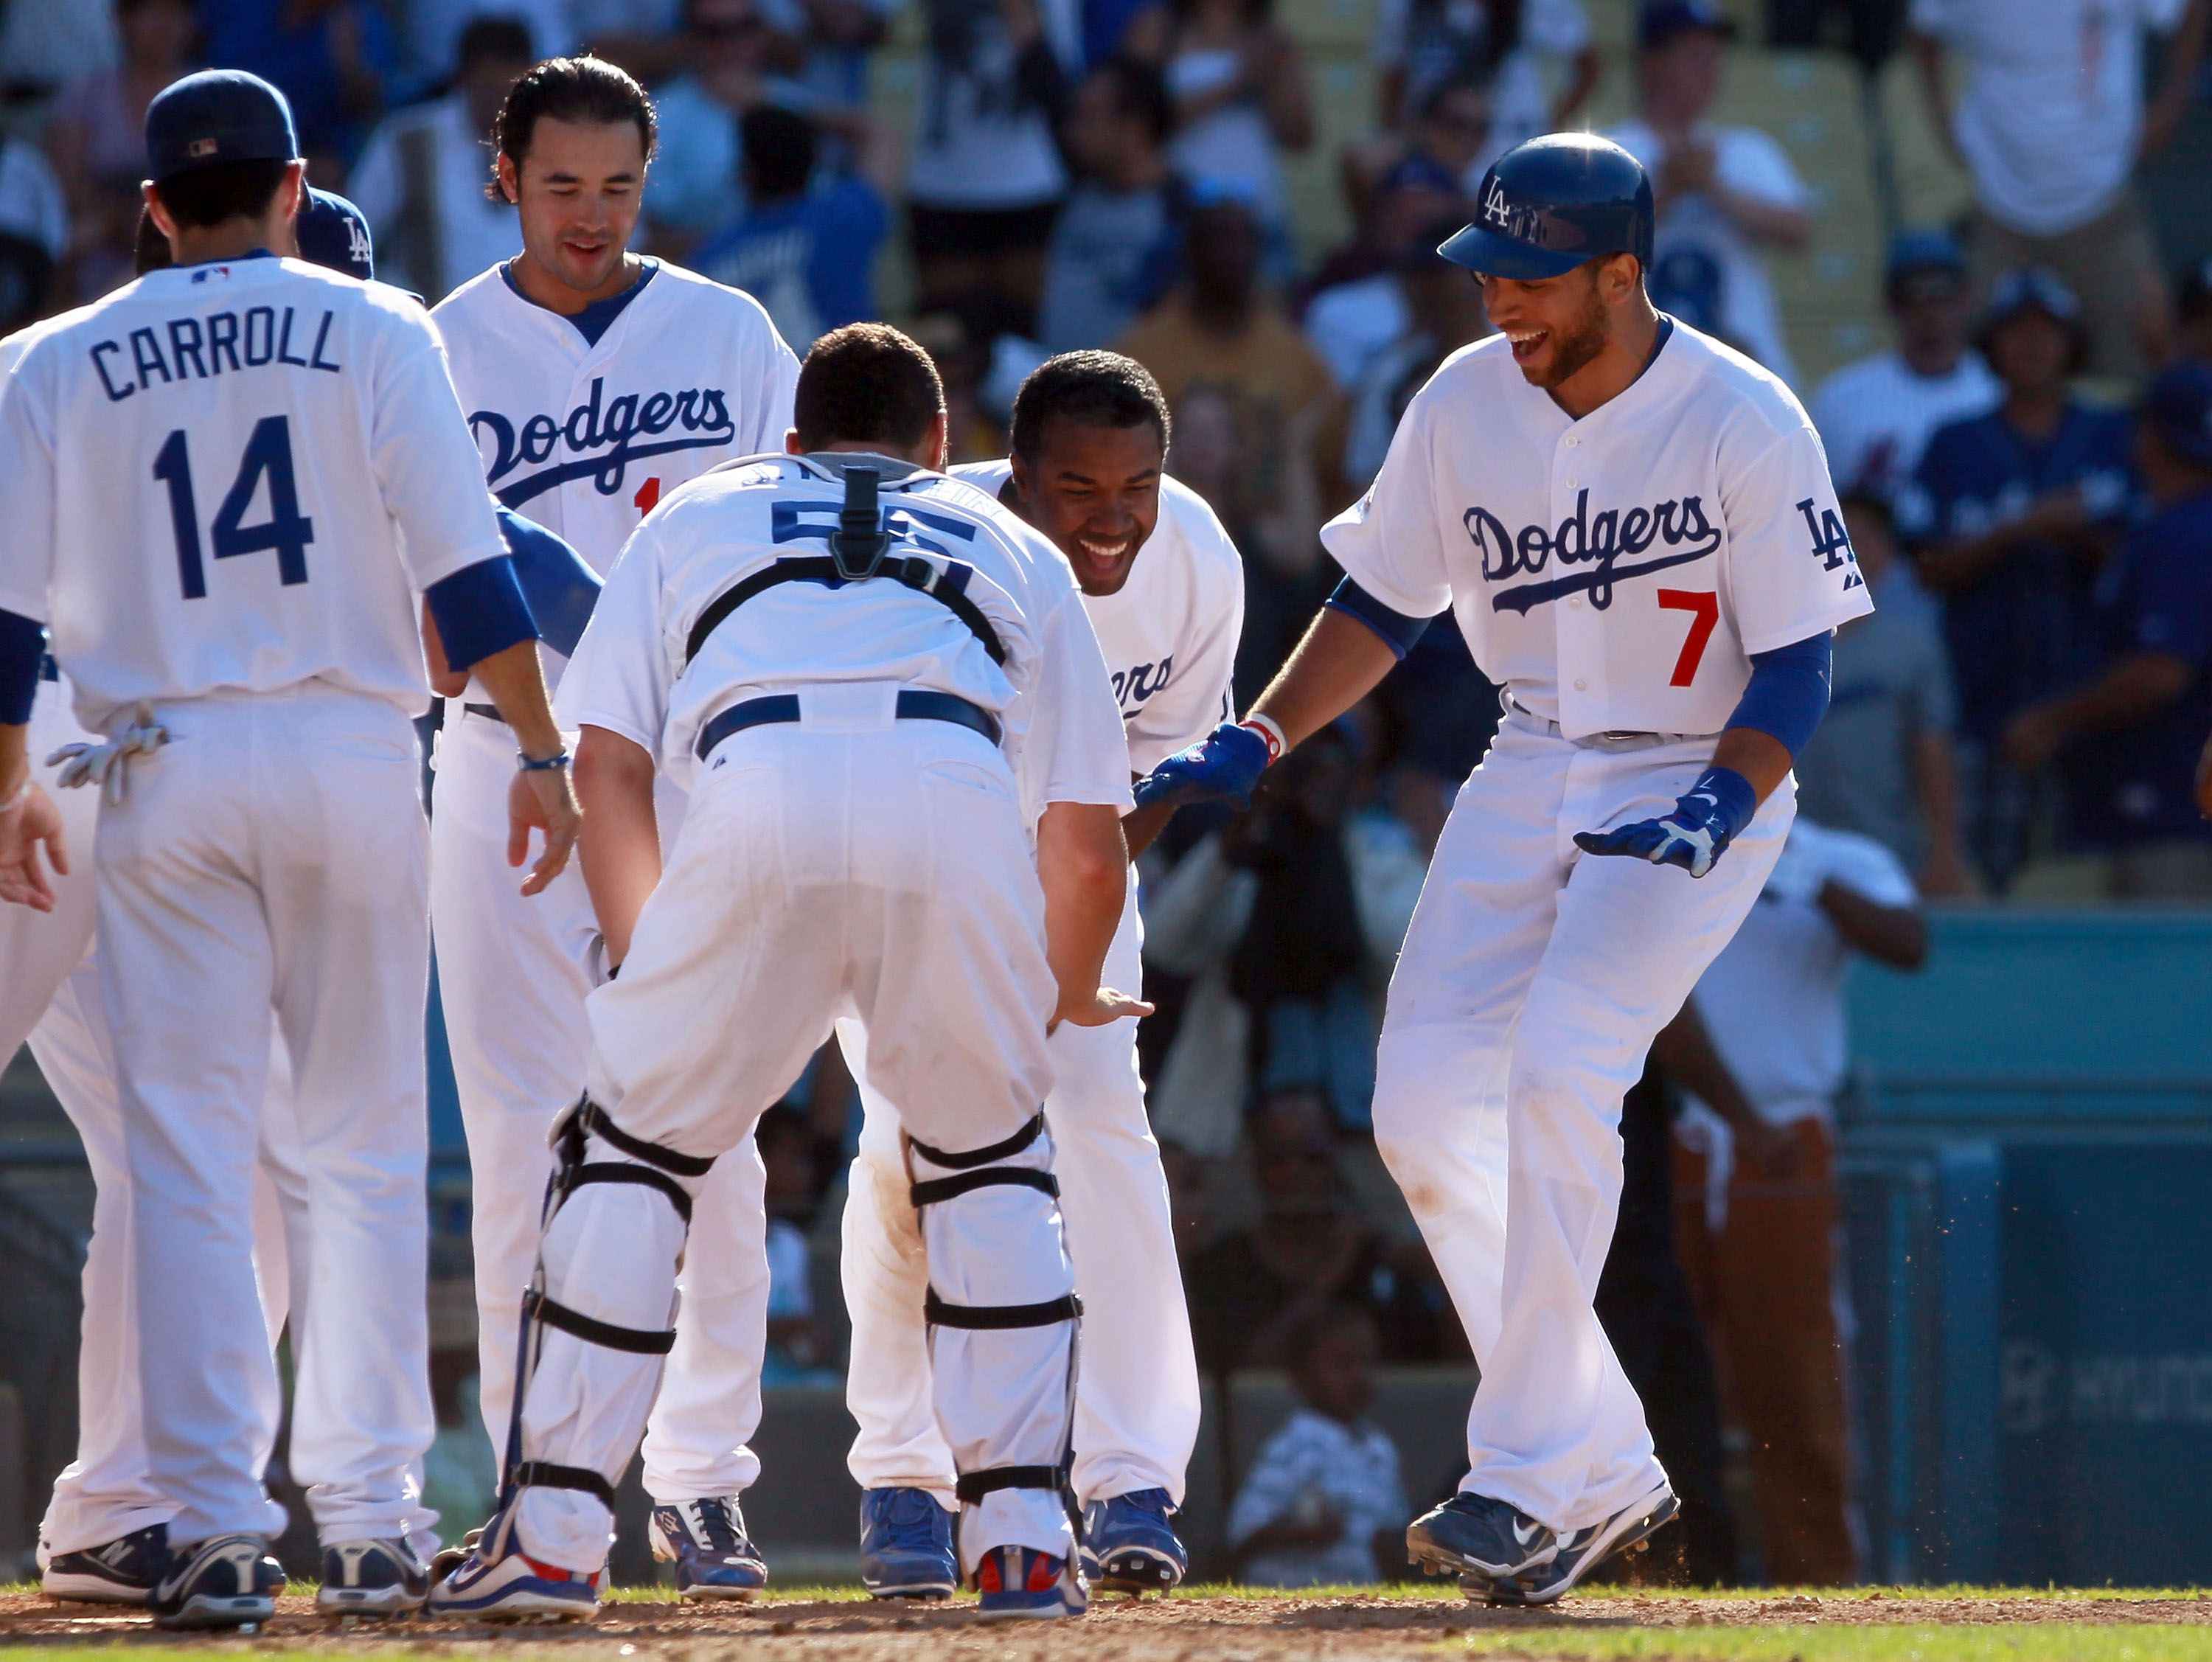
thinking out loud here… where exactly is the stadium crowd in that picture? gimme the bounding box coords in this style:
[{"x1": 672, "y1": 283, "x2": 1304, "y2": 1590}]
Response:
[{"x1": 2, "y1": 0, "x2": 2211, "y2": 1595}]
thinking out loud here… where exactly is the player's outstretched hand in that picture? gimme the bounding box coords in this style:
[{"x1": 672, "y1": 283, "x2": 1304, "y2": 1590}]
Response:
[
  {"x1": 1573, "y1": 766, "x2": 1756, "y2": 880},
  {"x1": 508, "y1": 765, "x2": 582, "y2": 896},
  {"x1": 0, "y1": 784, "x2": 70, "y2": 911},
  {"x1": 1132, "y1": 720, "x2": 1272, "y2": 813},
  {"x1": 1057, "y1": 987, "x2": 1155, "y2": 1029}
]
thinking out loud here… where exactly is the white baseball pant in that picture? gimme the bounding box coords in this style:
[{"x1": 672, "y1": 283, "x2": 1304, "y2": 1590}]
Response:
[
  {"x1": 841, "y1": 876, "x2": 1199, "y2": 1509},
  {"x1": 428, "y1": 706, "x2": 771, "y2": 1504},
  {"x1": 97, "y1": 686, "x2": 438, "y2": 1548},
  {"x1": 510, "y1": 714, "x2": 1078, "y2": 1575},
  {"x1": 1370, "y1": 707, "x2": 1790, "y2": 1534}
]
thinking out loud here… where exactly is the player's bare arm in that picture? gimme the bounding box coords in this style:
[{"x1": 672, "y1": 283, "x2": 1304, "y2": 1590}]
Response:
[
  {"x1": 467, "y1": 637, "x2": 581, "y2": 895},
  {"x1": 572, "y1": 723, "x2": 661, "y2": 966},
  {"x1": 1037, "y1": 800, "x2": 1150, "y2": 1029}
]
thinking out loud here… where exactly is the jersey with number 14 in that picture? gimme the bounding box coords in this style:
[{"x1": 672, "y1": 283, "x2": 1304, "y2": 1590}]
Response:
[
  {"x1": 1324, "y1": 320, "x2": 1873, "y2": 740},
  {"x1": 0, "y1": 256, "x2": 505, "y2": 734}
]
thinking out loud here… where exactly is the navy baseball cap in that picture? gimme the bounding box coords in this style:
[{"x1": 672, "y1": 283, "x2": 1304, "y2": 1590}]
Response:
[
  {"x1": 297, "y1": 187, "x2": 374, "y2": 281},
  {"x1": 1441, "y1": 133, "x2": 1654, "y2": 281},
  {"x1": 2140, "y1": 362, "x2": 2212, "y2": 468},
  {"x1": 1885, "y1": 228, "x2": 1965, "y2": 285},
  {"x1": 1638, "y1": 0, "x2": 1737, "y2": 49},
  {"x1": 145, "y1": 69, "x2": 299, "y2": 181},
  {"x1": 1984, "y1": 265, "x2": 2081, "y2": 327}
]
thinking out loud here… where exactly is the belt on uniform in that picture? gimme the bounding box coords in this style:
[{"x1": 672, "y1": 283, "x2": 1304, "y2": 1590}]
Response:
[
  {"x1": 463, "y1": 701, "x2": 504, "y2": 723},
  {"x1": 695, "y1": 689, "x2": 1001, "y2": 762},
  {"x1": 1501, "y1": 691, "x2": 1699, "y2": 751}
]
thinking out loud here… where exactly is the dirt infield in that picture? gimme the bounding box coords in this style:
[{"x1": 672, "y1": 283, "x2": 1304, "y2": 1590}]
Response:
[{"x1": 7, "y1": 1588, "x2": 2212, "y2": 1658}]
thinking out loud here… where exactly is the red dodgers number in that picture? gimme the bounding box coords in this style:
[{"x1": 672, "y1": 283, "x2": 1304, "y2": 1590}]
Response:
[
  {"x1": 1657, "y1": 590, "x2": 1719, "y2": 687},
  {"x1": 634, "y1": 476, "x2": 661, "y2": 517}
]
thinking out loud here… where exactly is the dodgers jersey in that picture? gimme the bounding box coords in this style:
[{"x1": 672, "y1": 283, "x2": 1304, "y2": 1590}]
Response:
[
  {"x1": 434, "y1": 259, "x2": 799, "y2": 576},
  {"x1": 952, "y1": 460, "x2": 1244, "y2": 773},
  {"x1": 1324, "y1": 321, "x2": 1874, "y2": 740},
  {"x1": 0, "y1": 257, "x2": 505, "y2": 733},
  {"x1": 558, "y1": 455, "x2": 1133, "y2": 820}
]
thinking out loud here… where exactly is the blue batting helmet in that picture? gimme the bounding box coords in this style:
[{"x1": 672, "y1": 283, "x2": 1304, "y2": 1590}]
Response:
[{"x1": 1439, "y1": 133, "x2": 1655, "y2": 282}]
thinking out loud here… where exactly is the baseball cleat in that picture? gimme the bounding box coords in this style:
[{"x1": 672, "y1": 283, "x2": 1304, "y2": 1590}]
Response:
[
  {"x1": 150, "y1": 1533, "x2": 284, "y2": 1630},
  {"x1": 972, "y1": 1544, "x2": 1086, "y2": 1621},
  {"x1": 1405, "y1": 1491, "x2": 1558, "y2": 1582},
  {"x1": 318, "y1": 1536, "x2": 431, "y2": 1616},
  {"x1": 1079, "y1": 1488, "x2": 1187, "y2": 1594},
  {"x1": 1475, "y1": 1487, "x2": 1680, "y2": 1606},
  {"x1": 41, "y1": 1522, "x2": 172, "y2": 1604},
  {"x1": 858, "y1": 1487, "x2": 957, "y2": 1599},
  {"x1": 428, "y1": 1525, "x2": 483, "y2": 1584},
  {"x1": 650, "y1": 1496, "x2": 768, "y2": 1601},
  {"x1": 427, "y1": 1515, "x2": 602, "y2": 1622}
]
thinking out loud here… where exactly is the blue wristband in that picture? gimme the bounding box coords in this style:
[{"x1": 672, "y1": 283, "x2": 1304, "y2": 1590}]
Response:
[
  {"x1": 517, "y1": 749, "x2": 571, "y2": 772},
  {"x1": 1689, "y1": 765, "x2": 1757, "y2": 840}
]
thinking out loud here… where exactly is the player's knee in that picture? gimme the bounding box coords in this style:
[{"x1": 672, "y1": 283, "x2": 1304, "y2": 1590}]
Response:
[{"x1": 1371, "y1": 1023, "x2": 1478, "y2": 1171}]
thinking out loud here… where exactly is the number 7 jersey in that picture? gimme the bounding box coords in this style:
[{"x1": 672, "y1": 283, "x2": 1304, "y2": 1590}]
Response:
[{"x1": 0, "y1": 256, "x2": 507, "y2": 734}]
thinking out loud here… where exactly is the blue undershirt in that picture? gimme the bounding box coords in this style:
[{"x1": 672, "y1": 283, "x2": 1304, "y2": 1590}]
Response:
[{"x1": 501, "y1": 257, "x2": 659, "y2": 347}]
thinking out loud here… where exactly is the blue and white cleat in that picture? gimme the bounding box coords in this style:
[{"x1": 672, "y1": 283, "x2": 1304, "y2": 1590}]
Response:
[
  {"x1": 1405, "y1": 1491, "x2": 1557, "y2": 1583},
  {"x1": 1475, "y1": 1487, "x2": 1680, "y2": 1606},
  {"x1": 427, "y1": 1519, "x2": 601, "y2": 1623},
  {"x1": 858, "y1": 1487, "x2": 957, "y2": 1600},
  {"x1": 972, "y1": 1544, "x2": 1086, "y2": 1621},
  {"x1": 41, "y1": 1522, "x2": 171, "y2": 1604},
  {"x1": 150, "y1": 1533, "x2": 284, "y2": 1630},
  {"x1": 1079, "y1": 1489, "x2": 1187, "y2": 1594},
  {"x1": 650, "y1": 1496, "x2": 768, "y2": 1602},
  {"x1": 318, "y1": 1537, "x2": 431, "y2": 1616}
]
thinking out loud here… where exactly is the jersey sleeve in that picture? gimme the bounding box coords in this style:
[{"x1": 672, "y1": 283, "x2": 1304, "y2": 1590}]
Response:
[
  {"x1": 1318, "y1": 389, "x2": 1454, "y2": 620},
  {"x1": 554, "y1": 523, "x2": 672, "y2": 754},
  {"x1": 0, "y1": 350, "x2": 57, "y2": 623},
  {"x1": 1719, "y1": 416, "x2": 1874, "y2": 654},
  {"x1": 369, "y1": 316, "x2": 507, "y2": 591},
  {"x1": 1025, "y1": 581, "x2": 1138, "y2": 815},
  {"x1": 741, "y1": 315, "x2": 801, "y2": 457},
  {"x1": 1123, "y1": 501, "x2": 1245, "y2": 773}
]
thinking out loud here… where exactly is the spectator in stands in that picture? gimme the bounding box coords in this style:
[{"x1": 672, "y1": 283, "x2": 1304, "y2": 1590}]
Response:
[
  {"x1": 402, "y1": 1, "x2": 575, "y2": 88},
  {"x1": 905, "y1": 0, "x2": 1081, "y2": 331},
  {"x1": 1676, "y1": 819, "x2": 1928, "y2": 1585},
  {"x1": 2181, "y1": 259, "x2": 2212, "y2": 369},
  {"x1": 1342, "y1": 228, "x2": 1489, "y2": 490},
  {"x1": 195, "y1": 0, "x2": 399, "y2": 170},
  {"x1": 1304, "y1": 155, "x2": 1461, "y2": 393},
  {"x1": 44, "y1": 0, "x2": 196, "y2": 305},
  {"x1": 1037, "y1": 59, "x2": 1187, "y2": 352},
  {"x1": 2003, "y1": 364, "x2": 2212, "y2": 900},
  {"x1": 1225, "y1": 1305, "x2": 1408, "y2": 1588},
  {"x1": 0, "y1": 137, "x2": 69, "y2": 328},
  {"x1": 1795, "y1": 493, "x2": 1968, "y2": 894},
  {"x1": 757, "y1": 1105, "x2": 837, "y2": 1382},
  {"x1": 571, "y1": 0, "x2": 689, "y2": 83},
  {"x1": 694, "y1": 105, "x2": 889, "y2": 348},
  {"x1": 647, "y1": 0, "x2": 822, "y2": 253},
  {"x1": 1810, "y1": 230, "x2": 2000, "y2": 507},
  {"x1": 1124, "y1": 0, "x2": 1312, "y2": 268},
  {"x1": 348, "y1": 17, "x2": 534, "y2": 302},
  {"x1": 764, "y1": 0, "x2": 894, "y2": 107},
  {"x1": 1334, "y1": 77, "x2": 1491, "y2": 252},
  {"x1": 1606, "y1": 0, "x2": 1812, "y2": 386},
  {"x1": 1371, "y1": 0, "x2": 1594, "y2": 153},
  {"x1": 1910, "y1": 0, "x2": 2208, "y2": 380},
  {"x1": 1899, "y1": 268, "x2": 2134, "y2": 892}
]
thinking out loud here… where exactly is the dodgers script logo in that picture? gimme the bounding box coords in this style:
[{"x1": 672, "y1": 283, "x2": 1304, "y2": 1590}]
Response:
[
  {"x1": 1110, "y1": 657, "x2": 1172, "y2": 714},
  {"x1": 1467, "y1": 488, "x2": 1720, "y2": 613},
  {"x1": 471, "y1": 376, "x2": 735, "y2": 509}
]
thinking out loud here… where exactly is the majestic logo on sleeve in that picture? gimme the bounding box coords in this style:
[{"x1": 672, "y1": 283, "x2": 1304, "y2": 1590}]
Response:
[
  {"x1": 1468, "y1": 489, "x2": 1721, "y2": 613},
  {"x1": 470, "y1": 376, "x2": 736, "y2": 508}
]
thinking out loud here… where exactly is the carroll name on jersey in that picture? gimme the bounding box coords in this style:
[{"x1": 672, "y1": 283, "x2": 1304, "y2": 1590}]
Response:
[
  {"x1": 90, "y1": 302, "x2": 344, "y2": 400},
  {"x1": 472, "y1": 374, "x2": 737, "y2": 510}
]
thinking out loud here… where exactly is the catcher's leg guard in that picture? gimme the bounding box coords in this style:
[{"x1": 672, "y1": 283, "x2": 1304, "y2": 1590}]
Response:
[{"x1": 905, "y1": 1113, "x2": 1082, "y2": 1579}]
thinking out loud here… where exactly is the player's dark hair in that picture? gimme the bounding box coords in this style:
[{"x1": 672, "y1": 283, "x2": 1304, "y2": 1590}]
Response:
[
  {"x1": 456, "y1": 15, "x2": 535, "y2": 74},
  {"x1": 793, "y1": 324, "x2": 945, "y2": 453},
  {"x1": 150, "y1": 158, "x2": 291, "y2": 229},
  {"x1": 1009, "y1": 351, "x2": 1172, "y2": 466},
  {"x1": 1093, "y1": 58, "x2": 1173, "y2": 149},
  {"x1": 741, "y1": 105, "x2": 815, "y2": 201},
  {"x1": 133, "y1": 206, "x2": 173, "y2": 276},
  {"x1": 492, "y1": 55, "x2": 657, "y2": 192}
]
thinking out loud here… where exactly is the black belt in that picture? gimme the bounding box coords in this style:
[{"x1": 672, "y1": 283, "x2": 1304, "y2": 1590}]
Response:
[
  {"x1": 463, "y1": 701, "x2": 504, "y2": 723},
  {"x1": 694, "y1": 689, "x2": 1001, "y2": 761}
]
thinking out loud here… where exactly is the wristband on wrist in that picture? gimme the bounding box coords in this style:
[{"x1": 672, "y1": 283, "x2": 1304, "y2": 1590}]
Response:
[
  {"x1": 516, "y1": 749, "x2": 571, "y2": 773},
  {"x1": 1239, "y1": 713, "x2": 1287, "y2": 765}
]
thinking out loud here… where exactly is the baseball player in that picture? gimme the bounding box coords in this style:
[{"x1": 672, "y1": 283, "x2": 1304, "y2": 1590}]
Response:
[
  {"x1": 13, "y1": 189, "x2": 425, "y2": 1613},
  {"x1": 422, "y1": 54, "x2": 801, "y2": 1596},
  {"x1": 836, "y1": 350, "x2": 1240, "y2": 1597},
  {"x1": 427, "y1": 323, "x2": 1139, "y2": 1621},
  {"x1": 1137, "y1": 134, "x2": 1869, "y2": 1604},
  {"x1": 0, "y1": 71, "x2": 578, "y2": 1629}
]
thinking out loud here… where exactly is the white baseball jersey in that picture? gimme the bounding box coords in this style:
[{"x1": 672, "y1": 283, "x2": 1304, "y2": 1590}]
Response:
[
  {"x1": 1323, "y1": 321, "x2": 1874, "y2": 741},
  {"x1": 952, "y1": 462, "x2": 1244, "y2": 773},
  {"x1": 0, "y1": 255, "x2": 502, "y2": 732},
  {"x1": 559, "y1": 454, "x2": 1131, "y2": 816},
  {"x1": 434, "y1": 258, "x2": 799, "y2": 580}
]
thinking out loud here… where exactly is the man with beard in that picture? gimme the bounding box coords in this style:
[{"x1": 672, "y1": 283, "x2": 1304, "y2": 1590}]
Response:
[{"x1": 1133, "y1": 133, "x2": 1868, "y2": 1604}]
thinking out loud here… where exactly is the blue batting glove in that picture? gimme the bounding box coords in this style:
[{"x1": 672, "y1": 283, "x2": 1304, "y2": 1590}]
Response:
[
  {"x1": 1573, "y1": 765, "x2": 1757, "y2": 880},
  {"x1": 1133, "y1": 720, "x2": 1273, "y2": 813}
]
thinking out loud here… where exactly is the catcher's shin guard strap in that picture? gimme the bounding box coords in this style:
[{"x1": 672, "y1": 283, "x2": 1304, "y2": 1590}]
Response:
[
  {"x1": 512, "y1": 1461, "x2": 618, "y2": 1509},
  {"x1": 924, "y1": 1288, "x2": 1082, "y2": 1329},
  {"x1": 955, "y1": 1465, "x2": 1065, "y2": 1503},
  {"x1": 523, "y1": 1287, "x2": 677, "y2": 1355},
  {"x1": 906, "y1": 1112, "x2": 1045, "y2": 1172},
  {"x1": 910, "y1": 1166, "x2": 1058, "y2": 1208},
  {"x1": 566, "y1": 1162, "x2": 695, "y2": 1225},
  {"x1": 566, "y1": 1096, "x2": 716, "y2": 1179}
]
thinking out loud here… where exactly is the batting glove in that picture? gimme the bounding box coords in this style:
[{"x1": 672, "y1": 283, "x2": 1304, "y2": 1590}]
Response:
[
  {"x1": 1573, "y1": 765, "x2": 1758, "y2": 880},
  {"x1": 1133, "y1": 720, "x2": 1276, "y2": 813}
]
